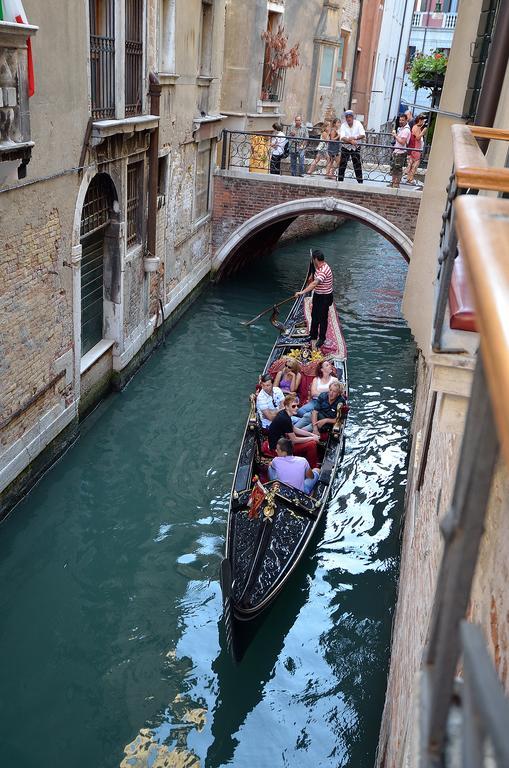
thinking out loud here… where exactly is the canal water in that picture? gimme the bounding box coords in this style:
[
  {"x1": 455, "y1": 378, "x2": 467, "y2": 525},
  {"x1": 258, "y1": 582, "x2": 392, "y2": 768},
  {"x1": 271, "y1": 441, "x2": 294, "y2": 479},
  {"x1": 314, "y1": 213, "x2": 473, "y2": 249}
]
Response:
[{"x1": 0, "y1": 221, "x2": 415, "y2": 768}]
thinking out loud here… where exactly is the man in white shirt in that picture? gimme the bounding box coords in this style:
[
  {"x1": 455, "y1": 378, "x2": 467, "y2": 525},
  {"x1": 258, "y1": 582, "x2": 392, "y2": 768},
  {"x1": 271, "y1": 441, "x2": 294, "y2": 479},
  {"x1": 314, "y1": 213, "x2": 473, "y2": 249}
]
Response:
[
  {"x1": 338, "y1": 110, "x2": 365, "y2": 184},
  {"x1": 256, "y1": 374, "x2": 285, "y2": 428},
  {"x1": 389, "y1": 114, "x2": 411, "y2": 188}
]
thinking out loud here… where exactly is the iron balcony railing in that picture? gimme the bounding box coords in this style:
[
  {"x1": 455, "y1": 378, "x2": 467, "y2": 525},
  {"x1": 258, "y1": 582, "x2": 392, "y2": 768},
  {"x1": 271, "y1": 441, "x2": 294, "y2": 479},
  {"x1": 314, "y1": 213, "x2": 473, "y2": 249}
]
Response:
[
  {"x1": 219, "y1": 129, "x2": 426, "y2": 186},
  {"x1": 419, "y1": 130, "x2": 509, "y2": 766},
  {"x1": 432, "y1": 125, "x2": 509, "y2": 352},
  {"x1": 89, "y1": 0, "x2": 115, "y2": 120}
]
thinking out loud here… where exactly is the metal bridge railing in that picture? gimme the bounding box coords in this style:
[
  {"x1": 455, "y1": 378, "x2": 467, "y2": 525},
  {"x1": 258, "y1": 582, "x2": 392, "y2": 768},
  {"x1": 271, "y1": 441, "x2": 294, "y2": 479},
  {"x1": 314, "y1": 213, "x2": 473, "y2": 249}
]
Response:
[
  {"x1": 421, "y1": 187, "x2": 509, "y2": 766},
  {"x1": 219, "y1": 129, "x2": 426, "y2": 186},
  {"x1": 432, "y1": 125, "x2": 509, "y2": 352}
]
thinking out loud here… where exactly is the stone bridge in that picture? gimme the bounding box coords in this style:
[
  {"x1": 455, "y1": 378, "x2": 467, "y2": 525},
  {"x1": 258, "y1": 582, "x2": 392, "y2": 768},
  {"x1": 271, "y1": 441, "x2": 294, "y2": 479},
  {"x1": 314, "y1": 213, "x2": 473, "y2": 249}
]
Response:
[{"x1": 211, "y1": 169, "x2": 422, "y2": 276}]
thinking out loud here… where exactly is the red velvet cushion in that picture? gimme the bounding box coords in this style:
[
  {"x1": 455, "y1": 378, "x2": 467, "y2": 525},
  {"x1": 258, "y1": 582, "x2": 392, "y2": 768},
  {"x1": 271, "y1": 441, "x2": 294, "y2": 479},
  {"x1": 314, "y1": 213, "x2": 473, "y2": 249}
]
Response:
[{"x1": 448, "y1": 247, "x2": 477, "y2": 332}]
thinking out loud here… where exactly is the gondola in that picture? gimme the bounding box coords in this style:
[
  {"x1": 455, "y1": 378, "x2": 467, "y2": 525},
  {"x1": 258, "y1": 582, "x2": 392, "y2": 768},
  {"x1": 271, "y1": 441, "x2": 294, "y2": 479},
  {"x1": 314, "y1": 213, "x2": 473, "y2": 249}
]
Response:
[{"x1": 220, "y1": 269, "x2": 348, "y2": 661}]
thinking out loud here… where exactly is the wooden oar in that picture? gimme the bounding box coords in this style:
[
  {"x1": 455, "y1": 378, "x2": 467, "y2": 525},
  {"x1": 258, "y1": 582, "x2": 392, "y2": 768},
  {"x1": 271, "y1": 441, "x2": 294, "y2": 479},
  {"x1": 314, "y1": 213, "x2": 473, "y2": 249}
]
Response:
[{"x1": 240, "y1": 295, "x2": 296, "y2": 326}]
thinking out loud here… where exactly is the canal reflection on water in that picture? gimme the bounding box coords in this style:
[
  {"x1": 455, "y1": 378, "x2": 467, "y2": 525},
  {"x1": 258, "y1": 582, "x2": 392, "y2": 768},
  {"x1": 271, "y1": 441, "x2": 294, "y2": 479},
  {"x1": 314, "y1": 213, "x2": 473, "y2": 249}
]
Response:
[{"x1": 0, "y1": 222, "x2": 415, "y2": 768}]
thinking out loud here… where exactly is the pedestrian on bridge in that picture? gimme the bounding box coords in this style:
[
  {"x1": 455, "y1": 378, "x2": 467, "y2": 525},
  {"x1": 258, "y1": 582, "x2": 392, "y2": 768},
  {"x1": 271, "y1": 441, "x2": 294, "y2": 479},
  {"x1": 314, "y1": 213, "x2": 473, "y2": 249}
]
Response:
[
  {"x1": 337, "y1": 110, "x2": 365, "y2": 184},
  {"x1": 295, "y1": 249, "x2": 334, "y2": 351},
  {"x1": 270, "y1": 122, "x2": 286, "y2": 175},
  {"x1": 288, "y1": 115, "x2": 309, "y2": 177}
]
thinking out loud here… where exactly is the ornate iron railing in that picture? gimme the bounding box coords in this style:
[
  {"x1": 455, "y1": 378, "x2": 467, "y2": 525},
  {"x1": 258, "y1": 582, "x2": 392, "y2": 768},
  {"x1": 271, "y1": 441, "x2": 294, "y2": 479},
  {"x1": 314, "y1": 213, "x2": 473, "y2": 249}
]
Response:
[{"x1": 219, "y1": 129, "x2": 425, "y2": 186}]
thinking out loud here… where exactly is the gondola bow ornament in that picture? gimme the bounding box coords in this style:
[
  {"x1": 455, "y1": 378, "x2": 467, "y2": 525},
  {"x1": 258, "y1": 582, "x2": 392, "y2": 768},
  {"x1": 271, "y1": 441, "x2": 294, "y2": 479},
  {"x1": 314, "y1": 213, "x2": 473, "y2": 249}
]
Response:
[{"x1": 247, "y1": 477, "x2": 266, "y2": 519}]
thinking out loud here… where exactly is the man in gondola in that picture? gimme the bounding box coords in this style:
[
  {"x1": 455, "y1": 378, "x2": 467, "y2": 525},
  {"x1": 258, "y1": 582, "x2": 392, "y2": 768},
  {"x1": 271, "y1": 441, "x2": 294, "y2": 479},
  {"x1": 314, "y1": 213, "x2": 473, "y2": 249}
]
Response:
[
  {"x1": 256, "y1": 374, "x2": 285, "y2": 428},
  {"x1": 264, "y1": 394, "x2": 319, "y2": 468},
  {"x1": 295, "y1": 249, "x2": 334, "y2": 350},
  {"x1": 268, "y1": 438, "x2": 319, "y2": 494}
]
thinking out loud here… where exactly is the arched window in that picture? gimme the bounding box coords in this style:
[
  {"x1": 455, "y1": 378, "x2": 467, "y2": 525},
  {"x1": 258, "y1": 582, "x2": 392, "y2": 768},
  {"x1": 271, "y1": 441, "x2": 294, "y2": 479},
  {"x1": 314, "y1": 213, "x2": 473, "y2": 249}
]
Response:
[{"x1": 80, "y1": 174, "x2": 117, "y2": 355}]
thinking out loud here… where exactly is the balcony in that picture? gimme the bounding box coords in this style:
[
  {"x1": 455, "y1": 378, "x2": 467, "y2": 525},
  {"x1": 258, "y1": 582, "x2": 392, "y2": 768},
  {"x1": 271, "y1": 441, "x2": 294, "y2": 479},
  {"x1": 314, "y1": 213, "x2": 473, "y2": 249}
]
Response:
[
  {"x1": 0, "y1": 20, "x2": 38, "y2": 177},
  {"x1": 412, "y1": 11, "x2": 457, "y2": 29}
]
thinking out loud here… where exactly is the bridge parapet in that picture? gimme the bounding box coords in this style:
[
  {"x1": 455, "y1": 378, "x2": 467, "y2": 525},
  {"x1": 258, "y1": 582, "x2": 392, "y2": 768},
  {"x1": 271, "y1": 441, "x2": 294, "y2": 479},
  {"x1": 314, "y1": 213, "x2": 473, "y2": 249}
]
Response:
[
  {"x1": 220, "y1": 129, "x2": 428, "y2": 186},
  {"x1": 212, "y1": 168, "x2": 422, "y2": 275}
]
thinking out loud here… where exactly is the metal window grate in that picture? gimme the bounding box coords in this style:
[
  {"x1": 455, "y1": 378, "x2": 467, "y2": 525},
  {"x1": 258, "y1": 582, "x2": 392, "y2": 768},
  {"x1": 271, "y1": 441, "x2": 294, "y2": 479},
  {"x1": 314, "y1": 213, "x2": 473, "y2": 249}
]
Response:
[
  {"x1": 89, "y1": 0, "x2": 115, "y2": 120},
  {"x1": 126, "y1": 162, "x2": 142, "y2": 247},
  {"x1": 80, "y1": 175, "x2": 112, "y2": 237},
  {"x1": 125, "y1": 0, "x2": 143, "y2": 116}
]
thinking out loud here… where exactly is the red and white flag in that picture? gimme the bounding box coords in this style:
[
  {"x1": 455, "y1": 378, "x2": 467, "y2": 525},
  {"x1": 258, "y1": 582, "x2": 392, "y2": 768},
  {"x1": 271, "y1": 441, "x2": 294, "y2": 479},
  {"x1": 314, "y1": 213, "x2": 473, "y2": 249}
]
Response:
[{"x1": 2, "y1": 0, "x2": 34, "y2": 97}]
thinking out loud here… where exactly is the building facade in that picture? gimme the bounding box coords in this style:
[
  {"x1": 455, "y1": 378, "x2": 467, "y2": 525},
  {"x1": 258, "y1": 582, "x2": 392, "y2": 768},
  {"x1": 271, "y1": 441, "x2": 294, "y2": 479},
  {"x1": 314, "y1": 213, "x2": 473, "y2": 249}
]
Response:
[
  {"x1": 0, "y1": 0, "x2": 226, "y2": 516},
  {"x1": 377, "y1": 0, "x2": 509, "y2": 762},
  {"x1": 365, "y1": 0, "x2": 415, "y2": 130},
  {"x1": 221, "y1": 0, "x2": 362, "y2": 131},
  {"x1": 400, "y1": 0, "x2": 460, "y2": 111}
]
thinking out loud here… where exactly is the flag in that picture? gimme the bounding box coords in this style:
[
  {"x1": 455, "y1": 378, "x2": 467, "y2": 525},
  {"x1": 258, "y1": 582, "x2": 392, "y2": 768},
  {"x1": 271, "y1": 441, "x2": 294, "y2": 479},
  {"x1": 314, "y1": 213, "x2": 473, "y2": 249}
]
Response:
[
  {"x1": 3, "y1": 0, "x2": 34, "y2": 97},
  {"x1": 247, "y1": 477, "x2": 267, "y2": 519}
]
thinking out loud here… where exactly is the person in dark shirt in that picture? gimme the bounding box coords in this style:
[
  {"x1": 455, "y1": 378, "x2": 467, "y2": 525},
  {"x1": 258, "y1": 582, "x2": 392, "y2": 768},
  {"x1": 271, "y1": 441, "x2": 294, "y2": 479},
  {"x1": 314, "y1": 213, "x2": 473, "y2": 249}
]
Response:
[
  {"x1": 297, "y1": 381, "x2": 346, "y2": 433},
  {"x1": 264, "y1": 394, "x2": 319, "y2": 468}
]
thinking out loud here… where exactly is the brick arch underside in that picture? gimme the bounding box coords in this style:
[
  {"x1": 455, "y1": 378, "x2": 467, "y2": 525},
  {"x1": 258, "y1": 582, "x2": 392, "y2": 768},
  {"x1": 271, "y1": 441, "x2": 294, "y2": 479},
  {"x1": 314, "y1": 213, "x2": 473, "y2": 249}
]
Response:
[{"x1": 212, "y1": 197, "x2": 413, "y2": 278}]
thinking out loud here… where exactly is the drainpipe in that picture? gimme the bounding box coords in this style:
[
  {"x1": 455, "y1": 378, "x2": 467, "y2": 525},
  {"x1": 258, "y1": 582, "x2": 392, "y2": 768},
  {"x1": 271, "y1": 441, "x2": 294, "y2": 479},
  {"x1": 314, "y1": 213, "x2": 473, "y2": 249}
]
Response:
[
  {"x1": 474, "y1": 0, "x2": 509, "y2": 151},
  {"x1": 147, "y1": 72, "x2": 161, "y2": 262}
]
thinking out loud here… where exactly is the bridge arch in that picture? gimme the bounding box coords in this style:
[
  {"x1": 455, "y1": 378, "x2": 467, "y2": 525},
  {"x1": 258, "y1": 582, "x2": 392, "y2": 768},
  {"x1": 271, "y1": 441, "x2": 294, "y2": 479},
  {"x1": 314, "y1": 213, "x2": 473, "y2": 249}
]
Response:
[{"x1": 212, "y1": 196, "x2": 412, "y2": 277}]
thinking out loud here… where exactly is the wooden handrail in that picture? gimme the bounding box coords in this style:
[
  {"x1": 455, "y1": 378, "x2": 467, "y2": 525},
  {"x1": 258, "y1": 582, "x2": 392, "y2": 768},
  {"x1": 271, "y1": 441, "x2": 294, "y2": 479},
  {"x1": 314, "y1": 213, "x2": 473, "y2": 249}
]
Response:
[
  {"x1": 455, "y1": 195, "x2": 509, "y2": 467},
  {"x1": 452, "y1": 124, "x2": 509, "y2": 193}
]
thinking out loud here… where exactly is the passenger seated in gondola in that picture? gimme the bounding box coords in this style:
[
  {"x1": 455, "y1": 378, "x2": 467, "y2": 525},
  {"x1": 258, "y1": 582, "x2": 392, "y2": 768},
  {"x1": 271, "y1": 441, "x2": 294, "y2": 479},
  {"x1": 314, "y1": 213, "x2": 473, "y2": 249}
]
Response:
[
  {"x1": 294, "y1": 381, "x2": 346, "y2": 432},
  {"x1": 296, "y1": 359, "x2": 340, "y2": 417},
  {"x1": 256, "y1": 374, "x2": 285, "y2": 429},
  {"x1": 263, "y1": 394, "x2": 320, "y2": 468},
  {"x1": 274, "y1": 357, "x2": 302, "y2": 396},
  {"x1": 269, "y1": 438, "x2": 319, "y2": 494}
]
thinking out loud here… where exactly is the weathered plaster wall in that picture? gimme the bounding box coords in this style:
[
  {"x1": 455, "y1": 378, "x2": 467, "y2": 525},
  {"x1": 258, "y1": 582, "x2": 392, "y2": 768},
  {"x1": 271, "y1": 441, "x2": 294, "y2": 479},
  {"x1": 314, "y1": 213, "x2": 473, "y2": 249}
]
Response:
[{"x1": 0, "y1": 180, "x2": 76, "y2": 446}]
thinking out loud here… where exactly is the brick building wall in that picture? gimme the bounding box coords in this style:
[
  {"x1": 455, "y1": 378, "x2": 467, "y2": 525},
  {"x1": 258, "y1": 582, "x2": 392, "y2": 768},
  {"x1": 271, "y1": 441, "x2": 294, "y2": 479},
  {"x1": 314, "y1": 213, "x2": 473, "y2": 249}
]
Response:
[{"x1": 212, "y1": 172, "x2": 421, "y2": 268}]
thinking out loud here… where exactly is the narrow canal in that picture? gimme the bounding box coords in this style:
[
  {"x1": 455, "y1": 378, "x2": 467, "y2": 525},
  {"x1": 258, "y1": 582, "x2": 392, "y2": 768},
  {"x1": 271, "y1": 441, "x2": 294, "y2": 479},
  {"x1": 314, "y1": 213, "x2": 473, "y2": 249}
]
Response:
[{"x1": 0, "y1": 221, "x2": 415, "y2": 768}]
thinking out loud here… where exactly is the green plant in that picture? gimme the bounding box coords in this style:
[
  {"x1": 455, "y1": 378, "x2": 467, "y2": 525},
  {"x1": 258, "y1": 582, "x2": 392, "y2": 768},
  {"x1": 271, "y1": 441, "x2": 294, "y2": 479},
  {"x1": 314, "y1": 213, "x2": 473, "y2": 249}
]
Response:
[{"x1": 407, "y1": 50, "x2": 448, "y2": 90}]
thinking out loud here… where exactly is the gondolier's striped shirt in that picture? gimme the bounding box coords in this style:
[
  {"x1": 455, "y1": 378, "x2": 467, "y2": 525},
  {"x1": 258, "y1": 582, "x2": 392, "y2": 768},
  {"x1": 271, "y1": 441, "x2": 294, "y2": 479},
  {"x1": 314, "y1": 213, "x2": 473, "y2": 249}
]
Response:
[{"x1": 314, "y1": 263, "x2": 334, "y2": 294}]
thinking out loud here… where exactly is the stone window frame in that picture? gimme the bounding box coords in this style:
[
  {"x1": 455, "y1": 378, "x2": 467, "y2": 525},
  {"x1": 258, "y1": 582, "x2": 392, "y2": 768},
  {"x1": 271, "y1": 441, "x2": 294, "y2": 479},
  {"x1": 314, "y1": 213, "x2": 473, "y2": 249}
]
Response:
[
  {"x1": 158, "y1": 0, "x2": 176, "y2": 74},
  {"x1": 335, "y1": 30, "x2": 349, "y2": 82},
  {"x1": 87, "y1": 0, "x2": 147, "y2": 122},
  {"x1": 319, "y1": 44, "x2": 335, "y2": 88}
]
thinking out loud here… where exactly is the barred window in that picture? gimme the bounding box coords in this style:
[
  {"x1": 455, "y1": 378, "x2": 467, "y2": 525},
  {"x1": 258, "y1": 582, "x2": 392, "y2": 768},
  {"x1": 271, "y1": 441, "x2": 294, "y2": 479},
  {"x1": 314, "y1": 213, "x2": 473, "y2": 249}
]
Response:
[
  {"x1": 89, "y1": 0, "x2": 116, "y2": 120},
  {"x1": 125, "y1": 0, "x2": 143, "y2": 116},
  {"x1": 195, "y1": 140, "x2": 211, "y2": 221},
  {"x1": 127, "y1": 161, "x2": 143, "y2": 248}
]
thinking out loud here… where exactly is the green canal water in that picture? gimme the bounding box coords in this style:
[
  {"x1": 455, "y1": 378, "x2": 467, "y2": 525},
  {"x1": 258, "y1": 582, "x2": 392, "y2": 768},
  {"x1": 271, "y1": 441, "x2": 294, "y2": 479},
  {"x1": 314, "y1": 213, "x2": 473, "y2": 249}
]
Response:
[{"x1": 0, "y1": 221, "x2": 415, "y2": 768}]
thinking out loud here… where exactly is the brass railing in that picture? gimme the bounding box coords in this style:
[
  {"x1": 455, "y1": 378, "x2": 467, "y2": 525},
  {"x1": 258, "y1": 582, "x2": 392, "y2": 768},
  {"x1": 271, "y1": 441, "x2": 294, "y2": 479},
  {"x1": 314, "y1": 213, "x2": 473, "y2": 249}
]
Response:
[{"x1": 421, "y1": 187, "x2": 509, "y2": 764}]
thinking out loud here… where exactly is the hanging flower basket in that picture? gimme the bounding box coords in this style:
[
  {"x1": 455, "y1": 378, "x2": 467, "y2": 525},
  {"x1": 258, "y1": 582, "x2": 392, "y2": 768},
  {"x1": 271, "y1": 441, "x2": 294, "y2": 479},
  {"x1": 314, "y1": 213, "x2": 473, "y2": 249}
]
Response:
[{"x1": 407, "y1": 51, "x2": 448, "y2": 91}]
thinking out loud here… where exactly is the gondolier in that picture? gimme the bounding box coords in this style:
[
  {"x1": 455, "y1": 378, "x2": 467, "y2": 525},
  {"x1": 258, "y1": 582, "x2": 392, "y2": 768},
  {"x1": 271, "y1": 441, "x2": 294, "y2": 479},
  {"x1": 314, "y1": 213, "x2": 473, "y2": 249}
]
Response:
[{"x1": 295, "y1": 249, "x2": 334, "y2": 350}]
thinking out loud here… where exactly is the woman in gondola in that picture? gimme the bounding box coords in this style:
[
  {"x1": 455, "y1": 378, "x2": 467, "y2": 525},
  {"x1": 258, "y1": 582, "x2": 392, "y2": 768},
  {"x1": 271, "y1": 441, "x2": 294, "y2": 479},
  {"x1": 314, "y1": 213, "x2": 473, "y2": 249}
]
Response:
[
  {"x1": 295, "y1": 359, "x2": 340, "y2": 420},
  {"x1": 274, "y1": 357, "x2": 302, "y2": 396}
]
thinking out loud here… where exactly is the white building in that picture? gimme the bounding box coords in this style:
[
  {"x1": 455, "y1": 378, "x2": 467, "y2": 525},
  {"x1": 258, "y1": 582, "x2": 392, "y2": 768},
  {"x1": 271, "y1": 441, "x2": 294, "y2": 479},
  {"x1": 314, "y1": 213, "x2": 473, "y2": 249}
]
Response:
[
  {"x1": 367, "y1": 0, "x2": 415, "y2": 131},
  {"x1": 400, "y1": 0, "x2": 460, "y2": 110}
]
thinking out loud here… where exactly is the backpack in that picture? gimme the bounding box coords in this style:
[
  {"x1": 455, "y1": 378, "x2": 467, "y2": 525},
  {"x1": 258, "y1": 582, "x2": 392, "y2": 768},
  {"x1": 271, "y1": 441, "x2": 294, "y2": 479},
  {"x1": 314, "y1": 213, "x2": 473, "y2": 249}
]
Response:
[{"x1": 281, "y1": 139, "x2": 290, "y2": 159}]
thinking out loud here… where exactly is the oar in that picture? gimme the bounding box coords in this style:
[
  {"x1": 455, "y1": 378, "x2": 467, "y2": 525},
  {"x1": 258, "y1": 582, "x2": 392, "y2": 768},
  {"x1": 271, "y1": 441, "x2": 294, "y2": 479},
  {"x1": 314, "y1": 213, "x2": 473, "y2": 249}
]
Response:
[{"x1": 240, "y1": 295, "x2": 296, "y2": 326}]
